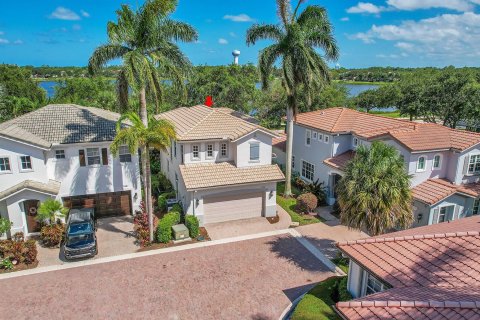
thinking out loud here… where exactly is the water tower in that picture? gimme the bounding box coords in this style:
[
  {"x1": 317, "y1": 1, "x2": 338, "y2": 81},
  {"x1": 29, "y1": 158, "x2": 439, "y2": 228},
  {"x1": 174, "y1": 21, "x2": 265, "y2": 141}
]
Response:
[{"x1": 232, "y1": 50, "x2": 240, "y2": 65}]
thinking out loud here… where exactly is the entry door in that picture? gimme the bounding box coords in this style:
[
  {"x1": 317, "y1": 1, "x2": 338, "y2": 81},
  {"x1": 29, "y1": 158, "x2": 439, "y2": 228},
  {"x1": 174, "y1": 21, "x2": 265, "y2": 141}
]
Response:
[{"x1": 24, "y1": 200, "x2": 41, "y2": 233}]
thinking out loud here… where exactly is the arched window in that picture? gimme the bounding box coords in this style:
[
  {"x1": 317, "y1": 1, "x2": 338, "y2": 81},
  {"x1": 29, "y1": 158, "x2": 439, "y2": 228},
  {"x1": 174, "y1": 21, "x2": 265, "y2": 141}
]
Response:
[
  {"x1": 433, "y1": 154, "x2": 442, "y2": 170},
  {"x1": 417, "y1": 156, "x2": 426, "y2": 172}
]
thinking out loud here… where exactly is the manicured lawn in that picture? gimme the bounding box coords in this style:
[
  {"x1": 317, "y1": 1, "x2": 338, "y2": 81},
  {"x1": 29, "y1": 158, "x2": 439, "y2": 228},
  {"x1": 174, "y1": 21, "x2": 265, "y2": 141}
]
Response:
[
  {"x1": 369, "y1": 110, "x2": 402, "y2": 118},
  {"x1": 291, "y1": 277, "x2": 343, "y2": 320},
  {"x1": 276, "y1": 182, "x2": 322, "y2": 226}
]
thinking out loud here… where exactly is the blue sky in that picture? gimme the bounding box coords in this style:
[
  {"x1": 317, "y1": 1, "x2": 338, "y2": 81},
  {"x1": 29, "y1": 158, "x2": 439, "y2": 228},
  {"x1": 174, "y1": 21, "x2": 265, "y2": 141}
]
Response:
[{"x1": 1, "y1": 0, "x2": 480, "y2": 68}]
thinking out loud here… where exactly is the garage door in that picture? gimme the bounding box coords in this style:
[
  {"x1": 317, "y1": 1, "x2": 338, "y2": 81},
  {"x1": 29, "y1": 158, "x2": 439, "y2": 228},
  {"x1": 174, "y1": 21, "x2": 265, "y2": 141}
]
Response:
[
  {"x1": 203, "y1": 192, "x2": 263, "y2": 224},
  {"x1": 62, "y1": 191, "x2": 132, "y2": 218}
]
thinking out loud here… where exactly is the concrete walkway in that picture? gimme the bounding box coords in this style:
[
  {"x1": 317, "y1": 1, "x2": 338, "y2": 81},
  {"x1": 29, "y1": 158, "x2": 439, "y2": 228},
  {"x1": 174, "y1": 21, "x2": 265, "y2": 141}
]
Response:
[
  {"x1": 37, "y1": 216, "x2": 138, "y2": 268},
  {"x1": 205, "y1": 204, "x2": 292, "y2": 240}
]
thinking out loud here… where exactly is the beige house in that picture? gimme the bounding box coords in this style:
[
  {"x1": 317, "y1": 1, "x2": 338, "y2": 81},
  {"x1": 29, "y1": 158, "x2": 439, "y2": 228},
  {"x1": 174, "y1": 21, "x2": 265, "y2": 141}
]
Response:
[{"x1": 156, "y1": 105, "x2": 284, "y2": 225}]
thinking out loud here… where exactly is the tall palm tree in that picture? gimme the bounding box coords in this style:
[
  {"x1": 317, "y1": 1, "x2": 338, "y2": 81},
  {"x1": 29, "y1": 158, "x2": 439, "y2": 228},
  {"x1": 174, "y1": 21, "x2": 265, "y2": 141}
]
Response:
[
  {"x1": 88, "y1": 0, "x2": 197, "y2": 234},
  {"x1": 336, "y1": 142, "x2": 413, "y2": 236},
  {"x1": 246, "y1": 0, "x2": 339, "y2": 196},
  {"x1": 111, "y1": 112, "x2": 176, "y2": 241}
]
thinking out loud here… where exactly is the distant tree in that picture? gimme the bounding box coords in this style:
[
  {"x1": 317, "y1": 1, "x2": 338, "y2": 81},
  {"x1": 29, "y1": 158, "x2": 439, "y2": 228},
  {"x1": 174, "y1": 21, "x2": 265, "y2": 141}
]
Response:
[
  {"x1": 52, "y1": 78, "x2": 117, "y2": 110},
  {"x1": 247, "y1": 0, "x2": 339, "y2": 196},
  {"x1": 337, "y1": 142, "x2": 413, "y2": 236}
]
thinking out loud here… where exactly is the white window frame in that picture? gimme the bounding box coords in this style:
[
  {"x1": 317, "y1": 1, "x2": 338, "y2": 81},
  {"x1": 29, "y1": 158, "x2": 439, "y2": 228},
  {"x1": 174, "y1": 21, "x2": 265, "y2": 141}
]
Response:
[
  {"x1": 364, "y1": 273, "x2": 385, "y2": 296},
  {"x1": 318, "y1": 133, "x2": 323, "y2": 141},
  {"x1": 305, "y1": 129, "x2": 312, "y2": 146},
  {"x1": 249, "y1": 142, "x2": 260, "y2": 162},
  {"x1": 19, "y1": 155, "x2": 33, "y2": 172},
  {"x1": 324, "y1": 135, "x2": 330, "y2": 144},
  {"x1": 119, "y1": 145, "x2": 132, "y2": 163},
  {"x1": 467, "y1": 154, "x2": 480, "y2": 175},
  {"x1": 301, "y1": 160, "x2": 315, "y2": 181},
  {"x1": 432, "y1": 154, "x2": 442, "y2": 170},
  {"x1": 438, "y1": 205, "x2": 455, "y2": 223},
  {"x1": 474, "y1": 199, "x2": 480, "y2": 215},
  {"x1": 55, "y1": 150, "x2": 66, "y2": 159},
  {"x1": 353, "y1": 137, "x2": 359, "y2": 148},
  {"x1": 0, "y1": 156, "x2": 12, "y2": 174},
  {"x1": 220, "y1": 142, "x2": 228, "y2": 158},
  {"x1": 416, "y1": 155, "x2": 426, "y2": 172},
  {"x1": 86, "y1": 148, "x2": 101, "y2": 166},
  {"x1": 206, "y1": 144, "x2": 214, "y2": 159},
  {"x1": 312, "y1": 131, "x2": 318, "y2": 140},
  {"x1": 192, "y1": 144, "x2": 200, "y2": 161}
]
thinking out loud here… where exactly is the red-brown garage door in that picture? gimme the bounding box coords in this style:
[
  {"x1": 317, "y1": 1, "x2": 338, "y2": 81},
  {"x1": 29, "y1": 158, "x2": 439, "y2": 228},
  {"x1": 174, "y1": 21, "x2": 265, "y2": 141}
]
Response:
[{"x1": 62, "y1": 191, "x2": 132, "y2": 218}]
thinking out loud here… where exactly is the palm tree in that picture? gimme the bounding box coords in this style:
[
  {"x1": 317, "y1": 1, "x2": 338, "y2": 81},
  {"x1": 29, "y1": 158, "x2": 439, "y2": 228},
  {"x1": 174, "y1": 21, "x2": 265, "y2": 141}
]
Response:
[
  {"x1": 88, "y1": 0, "x2": 197, "y2": 236},
  {"x1": 336, "y1": 142, "x2": 413, "y2": 236},
  {"x1": 111, "y1": 112, "x2": 176, "y2": 242},
  {"x1": 246, "y1": 0, "x2": 339, "y2": 196},
  {"x1": 36, "y1": 199, "x2": 68, "y2": 225}
]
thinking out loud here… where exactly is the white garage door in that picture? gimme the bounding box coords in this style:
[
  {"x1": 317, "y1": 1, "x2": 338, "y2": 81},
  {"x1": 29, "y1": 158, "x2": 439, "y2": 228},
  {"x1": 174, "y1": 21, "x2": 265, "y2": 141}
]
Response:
[{"x1": 204, "y1": 192, "x2": 263, "y2": 224}]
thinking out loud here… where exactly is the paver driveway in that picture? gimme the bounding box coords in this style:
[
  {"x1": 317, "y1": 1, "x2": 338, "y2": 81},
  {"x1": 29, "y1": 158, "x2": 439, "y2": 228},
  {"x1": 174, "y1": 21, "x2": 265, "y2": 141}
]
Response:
[{"x1": 0, "y1": 233, "x2": 333, "y2": 320}]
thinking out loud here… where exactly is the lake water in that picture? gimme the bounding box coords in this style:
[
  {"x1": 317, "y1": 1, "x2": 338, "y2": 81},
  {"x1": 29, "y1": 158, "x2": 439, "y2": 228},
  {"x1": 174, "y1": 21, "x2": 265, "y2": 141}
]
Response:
[{"x1": 38, "y1": 81, "x2": 379, "y2": 99}]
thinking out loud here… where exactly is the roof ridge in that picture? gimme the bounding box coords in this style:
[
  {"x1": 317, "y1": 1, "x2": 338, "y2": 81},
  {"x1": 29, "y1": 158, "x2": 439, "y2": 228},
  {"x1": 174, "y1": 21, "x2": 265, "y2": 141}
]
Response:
[
  {"x1": 338, "y1": 231, "x2": 480, "y2": 246},
  {"x1": 178, "y1": 106, "x2": 216, "y2": 138},
  {"x1": 330, "y1": 107, "x2": 348, "y2": 132},
  {"x1": 336, "y1": 300, "x2": 480, "y2": 309}
]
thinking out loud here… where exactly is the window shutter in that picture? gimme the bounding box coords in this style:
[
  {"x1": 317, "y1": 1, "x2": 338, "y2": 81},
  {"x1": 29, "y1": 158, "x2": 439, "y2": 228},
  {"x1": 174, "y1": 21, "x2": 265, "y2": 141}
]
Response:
[
  {"x1": 102, "y1": 148, "x2": 108, "y2": 165},
  {"x1": 463, "y1": 155, "x2": 470, "y2": 175},
  {"x1": 79, "y1": 150, "x2": 86, "y2": 167},
  {"x1": 432, "y1": 207, "x2": 439, "y2": 224}
]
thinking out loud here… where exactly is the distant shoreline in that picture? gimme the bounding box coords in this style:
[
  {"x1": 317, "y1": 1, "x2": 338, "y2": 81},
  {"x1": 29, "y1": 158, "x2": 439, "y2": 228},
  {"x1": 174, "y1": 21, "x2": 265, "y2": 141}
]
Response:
[{"x1": 333, "y1": 80, "x2": 388, "y2": 85}]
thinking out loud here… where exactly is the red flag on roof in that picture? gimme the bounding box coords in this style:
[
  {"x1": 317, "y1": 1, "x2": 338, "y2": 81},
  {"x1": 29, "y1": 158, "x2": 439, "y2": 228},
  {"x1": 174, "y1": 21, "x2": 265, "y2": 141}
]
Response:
[{"x1": 205, "y1": 96, "x2": 213, "y2": 107}]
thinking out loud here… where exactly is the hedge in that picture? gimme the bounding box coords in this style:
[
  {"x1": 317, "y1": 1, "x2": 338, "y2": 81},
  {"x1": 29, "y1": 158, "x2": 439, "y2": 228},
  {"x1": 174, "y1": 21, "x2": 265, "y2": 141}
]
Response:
[
  {"x1": 170, "y1": 203, "x2": 183, "y2": 215},
  {"x1": 185, "y1": 215, "x2": 199, "y2": 238},
  {"x1": 155, "y1": 211, "x2": 181, "y2": 243},
  {"x1": 157, "y1": 195, "x2": 167, "y2": 213}
]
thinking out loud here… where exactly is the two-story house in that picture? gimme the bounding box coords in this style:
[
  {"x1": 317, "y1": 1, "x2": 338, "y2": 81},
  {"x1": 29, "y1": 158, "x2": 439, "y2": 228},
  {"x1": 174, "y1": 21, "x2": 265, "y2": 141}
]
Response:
[
  {"x1": 0, "y1": 104, "x2": 142, "y2": 238},
  {"x1": 291, "y1": 107, "x2": 480, "y2": 228},
  {"x1": 156, "y1": 105, "x2": 284, "y2": 226}
]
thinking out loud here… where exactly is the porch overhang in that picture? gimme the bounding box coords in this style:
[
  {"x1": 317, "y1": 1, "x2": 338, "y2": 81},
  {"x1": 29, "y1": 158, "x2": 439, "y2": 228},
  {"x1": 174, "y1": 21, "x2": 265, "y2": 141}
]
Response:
[{"x1": 0, "y1": 180, "x2": 61, "y2": 202}]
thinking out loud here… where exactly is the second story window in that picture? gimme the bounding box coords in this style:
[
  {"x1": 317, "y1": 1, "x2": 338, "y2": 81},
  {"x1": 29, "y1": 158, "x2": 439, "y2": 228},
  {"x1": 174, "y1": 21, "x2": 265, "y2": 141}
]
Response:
[
  {"x1": 250, "y1": 143, "x2": 260, "y2": 161},
  {"x1": 192, "y1": 145, "x2": 200, "y2": 160},
  {"x1": 86, "y1": 148, "x2": 101, "y2": 165},
  {"x1": 0, "y1": 157, "x2": 11, "y2": 173},
  {"x1": 324, "y1": 135, "x2": 330, "y2": 143},
  {"x1": 433, "y1": 155, "x2": 441, "y2": 170},
  {"x1": 55, "y1": 150, "x2": 66, "y2": 159},
  {"x1": 468, "y1": 154, "x2": 480, "y2": 175},
  {"x1": 365, "y1": 273, "x2": 385, "y2": 295},
  {"x1": 417, "y1": 156, "x2": 426, "y2": 172},
  {"x1": 301, "y1": 160, "x2": 314, "y2": 181},
  {"x1": 20, "y1": 155, "x2": 32, "y2": 171},
  {"x1": 305, "y1": 130, "x2": 311, "y2": 146},
  {"x1": 221, "y1": 143, "x2": 228, "y2": 158},
  {"x1": 119, "y1": 146, "x2": 132, "y2": 163},
  {"x1": 353, "y1": 137, "x2": 358, "y2": 148},
  {"x1": 206, "y1": 144, "x2": 214, "y2": 158},
  {"x1": 474, "y1": 199, "x2": 479, "y2": 215}
]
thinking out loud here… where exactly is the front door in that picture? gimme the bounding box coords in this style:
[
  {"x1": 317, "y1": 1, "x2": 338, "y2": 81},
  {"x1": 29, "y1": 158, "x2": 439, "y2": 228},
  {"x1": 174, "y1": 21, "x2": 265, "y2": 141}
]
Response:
[{"x1": 24, "y1": 200, "x2": 41, "y2": 233}]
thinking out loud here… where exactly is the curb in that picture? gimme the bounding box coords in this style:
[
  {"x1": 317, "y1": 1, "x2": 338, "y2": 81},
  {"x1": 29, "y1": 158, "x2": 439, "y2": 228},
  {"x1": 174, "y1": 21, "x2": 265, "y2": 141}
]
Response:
[{"x1": 279, "y1": 292, "x2": 307, "y2": 320}]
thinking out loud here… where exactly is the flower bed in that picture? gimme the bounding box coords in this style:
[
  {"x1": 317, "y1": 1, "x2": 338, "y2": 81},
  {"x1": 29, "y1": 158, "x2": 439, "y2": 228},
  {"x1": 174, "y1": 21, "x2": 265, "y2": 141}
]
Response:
[{"x1": 0, "y1": 232, "x2": 38, "y2": 273}]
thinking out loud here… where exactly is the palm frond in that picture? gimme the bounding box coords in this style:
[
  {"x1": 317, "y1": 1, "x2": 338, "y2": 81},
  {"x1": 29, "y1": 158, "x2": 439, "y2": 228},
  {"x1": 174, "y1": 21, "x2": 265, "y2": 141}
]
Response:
[
  {"x1": 258, "y1": 44, "x2": 282, "y2": 90},
  {"x1": 88, "y1": 44, "x2": 131, "y2": 75},
  {"x1": 157, "y1": 19, "x2": 198, "y2": 42},
  {"x1": 246, "y1": 24, "x2": 284, "y2": 46},
  {"x1": 276, "y1": 0, "x2": 291, "y2": 26}
]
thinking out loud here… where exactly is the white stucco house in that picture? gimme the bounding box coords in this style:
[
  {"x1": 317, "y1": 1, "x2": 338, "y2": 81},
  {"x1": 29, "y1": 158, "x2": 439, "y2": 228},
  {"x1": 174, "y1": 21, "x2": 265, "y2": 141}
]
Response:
[
  {"x1": 289, "y1": 107, "x2": 480, "y2": 228},
  {"x1": 156, "y1": 105, "x2": 285, "y2": 226},
  {"x1": 0, "y1": 104, "x2": 142, "y2": 238}
]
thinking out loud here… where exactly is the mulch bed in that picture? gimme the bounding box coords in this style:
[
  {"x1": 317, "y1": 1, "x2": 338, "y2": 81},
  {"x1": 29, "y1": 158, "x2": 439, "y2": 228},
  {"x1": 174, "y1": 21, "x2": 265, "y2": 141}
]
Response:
[
  {"x1": 0, "y1": 260, "x2": 39, "y2": 274},
  {"x1": 267, "y1": 215, "x2": 280, "y2": 224},
  {"x1": 137, "y1": 227, "x2": 211, "y2": 252}
]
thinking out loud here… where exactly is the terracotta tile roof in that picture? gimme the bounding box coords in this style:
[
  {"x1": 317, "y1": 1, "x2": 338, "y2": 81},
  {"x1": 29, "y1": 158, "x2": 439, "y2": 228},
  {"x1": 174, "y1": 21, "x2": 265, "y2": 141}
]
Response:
[
  {"x1": 337, "y1": 216, "x2": 480, "y2": 320},
  {"x1": 0, "y1": 180, "x2": 60, "y2": 201},
  {"x1": 295, "y1": 108, "x2": 480, "y2": 152},
  {"x1": 156, "y1": 105, "x2": 275, "y2": 141},
  {"x1": 412, "y1": 179, "x2": 479, "y2": 205},
  {"x1": 0, "y1": 104, "x2": 122, "y2": 148},
  {"x1": 272, "y1": 132, "x2": 287, "y2": 152},
  {"x1": 215, "y1": 107, "x2": 259, "y2": 124},
  {"x1": 323, "y1": 150, "x2": 356, "y2": 171},
  {"x1": 179, "y1": 161, "x2": 285, "y2": 190}
]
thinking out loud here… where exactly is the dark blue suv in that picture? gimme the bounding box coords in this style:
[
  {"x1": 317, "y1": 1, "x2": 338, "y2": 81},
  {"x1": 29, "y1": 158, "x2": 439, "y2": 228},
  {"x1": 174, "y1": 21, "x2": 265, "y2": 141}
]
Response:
[{"x1": 64, "y1": 208, "x2": 98, "y2": 260}]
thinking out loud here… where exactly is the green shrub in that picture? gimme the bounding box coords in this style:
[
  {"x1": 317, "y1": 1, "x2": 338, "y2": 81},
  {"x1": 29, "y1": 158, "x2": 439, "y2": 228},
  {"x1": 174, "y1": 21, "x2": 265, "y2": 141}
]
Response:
[
  {"x1": 0, "y1": 258, "x2": 13, "y2": 270},
  {"x1": 0, "y1": 217, "x2": 13, "y2": 237},
  {"x1": 338, "y1": 277, "x2": 352, "y2": 301},
  {"x1": 158, "y1": 172, "x2": 173, "y2": 192},
  {"x1": 170, "y1": 203, "x2": 183, "y2": 214},
  {"x1": 157, "y1": 195, "x2": 167, "y2": 213},
  {"x1": 303, "y1": 179, "x2": 327, "y2": 205},
  {"x1": 155, "y1": 212, "x2": 181, "y2": 243},
  {"x1": 40, "y1": 224, "x2": 65, "y2": 247},
  {"x1": 296, "y1": 192, "x2": 318, "y2": 213},
  {"x1": 23, "y1": 240, "x2": 37, "y2": 265},
  {"x1": 185, "y1": 215, "x2": 199, "y2": 238}
]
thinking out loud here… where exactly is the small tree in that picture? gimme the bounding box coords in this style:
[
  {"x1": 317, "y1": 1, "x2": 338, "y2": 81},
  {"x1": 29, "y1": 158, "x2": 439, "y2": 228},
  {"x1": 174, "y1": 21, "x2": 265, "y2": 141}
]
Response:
[
  {"x1": 0, "y1": 217, "x2": 13, "y2": 237},
  {"x1": 36, "y1": 199, "x2": 68, "y2": 225},
  {"x1": 337, "y1": 141, "x2": 413, "y2": 236}
]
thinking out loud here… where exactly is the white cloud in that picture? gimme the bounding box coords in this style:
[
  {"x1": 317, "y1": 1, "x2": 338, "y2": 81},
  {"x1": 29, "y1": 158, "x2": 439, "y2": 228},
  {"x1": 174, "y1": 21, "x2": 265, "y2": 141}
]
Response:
[
  {"x1": 218, "y1": 38, "x2": 228, "y2": 45},
  {"x1": 341, "y1": 17, "x2": 350, "y2": 22},
  {"x1": 387, "y1": 0, "x2": 474, "y2": 12},
  {"x1": 347, "y1": 2, "x2": 387, "y2": 14},
  {"x1": 80, "y1": 10, "x2": 90, "y2": 18},
  {"x1": 352, "y1": 12, "x2": 480, "y2": 58},
  {"x1": 13, "y1": 40, "x2": 23, "y2": 45},
  {"x1": 223, "y1": 14, "x2": 254, "y2": 22},
  {"x1": 49, "y1": 7, "x2": 81, "y2": 21}
]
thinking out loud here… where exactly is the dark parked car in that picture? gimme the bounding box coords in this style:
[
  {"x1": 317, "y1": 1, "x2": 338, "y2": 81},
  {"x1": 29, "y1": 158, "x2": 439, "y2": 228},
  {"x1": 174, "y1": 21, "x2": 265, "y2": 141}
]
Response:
[{"x1": 63, "y1": 208, "x2": 98, "y2": 260}]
